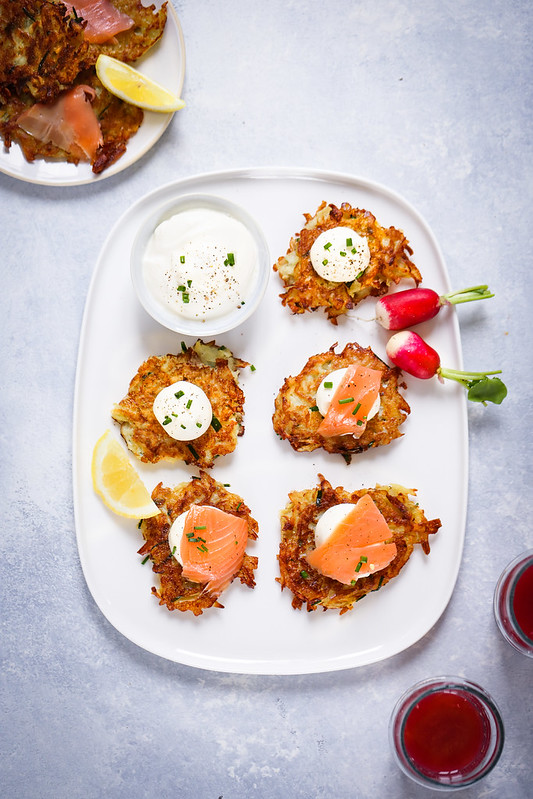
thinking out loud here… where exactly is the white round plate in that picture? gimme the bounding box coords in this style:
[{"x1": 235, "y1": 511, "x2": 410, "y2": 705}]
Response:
[
  {"x1": 0, "y1": 2, "x2": 185, "y2": 187},
  {"x1": 73, "y1": 167, "x2": 468, "y2": 674}
]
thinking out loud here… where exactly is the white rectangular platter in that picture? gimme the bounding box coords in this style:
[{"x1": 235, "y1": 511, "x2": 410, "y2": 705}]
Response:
[{"x1": 73, "y1": 168, "x2": 468, "y2": 674}]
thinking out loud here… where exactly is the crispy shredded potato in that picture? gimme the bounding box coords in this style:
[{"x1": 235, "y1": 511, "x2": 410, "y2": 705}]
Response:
[
  {"x1": 273, "y1": 201, "x2": 422, "y2": 323},
  {"x1": 139, "y1": 471, "x2": 258, "y2": 615},
  {"x1": 277, "y1": 474, "x2": 441, "y2": 613},
  {"x1": 111, "y1": 341, "x2": 248, "y2": 468},
  {"x1": 272, "y1": 341, "x2": 410, "y2": 461}
]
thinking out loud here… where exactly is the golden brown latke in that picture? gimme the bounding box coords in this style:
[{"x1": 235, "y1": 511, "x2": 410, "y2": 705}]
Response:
[
  {"x1": 278, "y1": 474, "x2": 441, "y2": 613},
  {"x1": 2, "y1": 70, "x2": 143, "y2": 172},
  {"x1": 273, "y1": 201, "x2": 422, "y2": 323},
  {"x1": 272, "y1": 341, "x2": 410, "y2": 461},
  {"x1": 112, "y1": 341, "x2": 248, "y2": 469},
  {"x1": 82, "y1": 0, "x2": 167, "y2": 66},
  {"x1": 139, "y1": 471, "x2": 259, "y2": 615},
  {"x1": 0, "y1": 0, "x2": 167, "y2": 172},
  {"x1": 0, "y1": 0, "x2": 88, "y2": 104}
]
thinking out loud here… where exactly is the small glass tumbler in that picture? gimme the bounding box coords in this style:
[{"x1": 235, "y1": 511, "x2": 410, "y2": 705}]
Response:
[
  {"x1": 389, "y1": 676, "x2": 505, "y2": 791},
  {"x1": 493, "y1": 549, "x2": 533, "y2": 657}
]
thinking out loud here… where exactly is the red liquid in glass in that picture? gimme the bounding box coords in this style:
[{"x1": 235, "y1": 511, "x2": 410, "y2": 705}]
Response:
[
  {"x1": 403, "y1": 690, "x2": 488, "y2": 776},
  {"x1": 511, "y1": 563, "x2": 533, "y2": 642}
]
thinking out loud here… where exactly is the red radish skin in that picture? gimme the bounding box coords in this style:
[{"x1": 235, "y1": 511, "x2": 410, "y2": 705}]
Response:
[
  {"x1": 385, "y1": 330, "x2": 507, "y2": 404},
  {"x1": 376, "y1": 285, "x2": 494, "y2": 330},
  {"x1": 386, "y1": 331, "x2": 440, "y2": 379}
]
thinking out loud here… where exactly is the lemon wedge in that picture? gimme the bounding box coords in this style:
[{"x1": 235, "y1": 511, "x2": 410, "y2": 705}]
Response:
[
  {"x1": 92, "y1": 431, "x2": 160, "y2": 519},
  {"x1": 95, "y1": 54, "x2": 185, "y2": 112}
]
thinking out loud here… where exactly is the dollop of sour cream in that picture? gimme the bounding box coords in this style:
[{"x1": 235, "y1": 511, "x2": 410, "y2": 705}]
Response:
[
  {"x1": 142, "y1": 207, "x2": 259, "y2": 321},
  {"x1": 314, "y1": 503, "x2": 357, "y2": 548},
  {"x1": 310, "y1": 226, "x2": 370, "y2": 282},
  {"x1": 153, "y1": 381, "x2": 212, "y2": 441},
  {"x1": 168, "y1": 510, "x2": 189, "y2": 565},
  {"x1": 316, "y1": 368, "x2": 380, "y2": 420}
]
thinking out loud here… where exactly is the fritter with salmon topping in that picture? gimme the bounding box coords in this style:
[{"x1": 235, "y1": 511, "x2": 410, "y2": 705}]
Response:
[
  {"x1": 272, "y1": 341, "x2": 410, "y2": 461},
  {"x1": 139, "y1": 471, "x2": 258, "y2": 615},
  {"x1": 112, "y1": 341, "x2": 248, "y2": 469},
  {"x1": 278, "y1": 474, "x2": 441, "y2": 613},
  {"x1": 273, "y1": 201, "x2": 422, "y2": 324},
  {"x1": 0, "y1": 0, "x2": 167, "y2": 172}
]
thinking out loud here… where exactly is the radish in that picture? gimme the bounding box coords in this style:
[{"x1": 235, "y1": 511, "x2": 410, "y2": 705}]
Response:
[
  {"x1": 386, "y1": 330, "x2": 507, "y2": 404},
  {"x1": 376, "y1": 285, "x2": 494, "y2": 330}
]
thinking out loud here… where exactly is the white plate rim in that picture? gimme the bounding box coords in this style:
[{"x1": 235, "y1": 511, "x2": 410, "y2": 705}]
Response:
[
  {"x1": 0, "y1": 2, "x2": 185, "y2": 187},
  {"x1": 73, "y1": 166, "x2": 469, "y2": 674}
]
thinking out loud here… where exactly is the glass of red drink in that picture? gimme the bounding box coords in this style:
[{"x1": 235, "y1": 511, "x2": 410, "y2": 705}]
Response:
[
  {"x1": 389, "y1": 677, "x2": 504, "y2": 790},
  {"x1": 493, "y1": 549, "x2": 533, "y2": 657}
]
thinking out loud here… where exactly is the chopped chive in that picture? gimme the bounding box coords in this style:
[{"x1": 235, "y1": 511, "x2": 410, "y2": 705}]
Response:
[
  {"x1": 175, "y1": 390, "x2": 184, "y2": 399},
  {"x1": 223, "y1": 483, "x2": 231, "y2": 487},
  {"x1": 186, "y1": 532, "x2": 194, "y2": 538},
  {"x1": 322, "y1": 259, "x2": 328, "y2": 266},
  {"x1": 196, "y1": 422, "x2": 202, "y2": 428},
  {"x1": 316, "y1": 489, "x2": 323, "y2": 506},
  {"x1": 171, "y1": 412, "x2": 178, "y2": 418},
  {"x1": 162, "y1": 416, "x2": 172, "y2": 425},
  {"x1": 324, "y1": 242, "x2": 332, "y2": 250},
  {"x1": 177, "y1": 285, "x2": 185, "y2": 292},
  {"x1": 181, "y1": 341, "x2": 187, "y2": 352},
  {"x1": 340, "y1": 251, "x2": 347, "y2": 257},
  {"x1": 236, "y1": 501, "x2": 242, "y2": 511},
  {"x1": 351, "y1": 579, "x2": 356, "y2": 585},
  {"x1": 180, "y1": 424, "x2": 186, "y2": 429},
  {"x1": 338, "y1": 397, "x2": 354, "y2": 405},
  {"x1": 309, "y1": 405, "x2": 319, "y2": 412},
  {"x1": 197, "y1": 544, "x2": 209, "y2": 552},
  {"x1": 182, "y1": 293, "x2": 190, "y2": 303},
  {"x1": 187, "y1": 279, "x2": 192, "y2": 287},
  {"x1": 300, "y1": 570, "x2": 309, "y2": 579},
  {"x1": 356, "y1": 420, "x2": 363, "y2": 426},
  {"x1": 359, "y1": 556, "x2": 368, "y2": 563},
  {"x1": 180, "y1": 255, "x2": 185, "y2": 263},
  {"x1": 352, "y1": 402, "x2": 362, "y2": 415},
  {"x1": 171, "y1": 546, "x2": 176, "y2": 555},
  {"x1": 187, "y1": 443, "x2": 199, "y2": 459},
  {"x1": 324, "y1": 381, "x2": 333, "y2": 389},
  {"x1": 250, "y1": 364, "x2": 256, "y2": 372},
  {"x1": 351, "y1": 248, "x2": 356, "y2": 254},
  {"x1": 346, "y1": 237, "x2": 353, "y2": 246},
  {"x1": 141, "y1": 555, "x2": 149, "y2": 564},
  {"x1": 186, "y1": 399, "x2": 192, "y2": 409},
  {"x1": 211, "y1": 415, "x2": 222, "y2": 432},
  {"x1": 193, "y1": 525, "x2": 207, "y2": 530}
]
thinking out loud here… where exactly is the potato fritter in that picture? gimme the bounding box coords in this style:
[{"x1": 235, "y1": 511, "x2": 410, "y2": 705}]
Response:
[
  {"x1": 273, "y1": 201, "x2": 422, "y2": 324},
  {"x1": 278, "y1": 474, "x2": 441, "y2": 613},
  {"x1": 272, "y1": 341, "x2": 410, "y2": 461},
  {"x1": 82, "y1": 0, "x2": 167, "y2": 66},
  {"x1": 112, "y1": 341, "x2": 248, "y2": 469},
  {"x1": 139, "y1": 471, "x2": 258, "y2": 615},
  {"x1": 0, "y1": 0, "x2": 88, "y2": 103}
]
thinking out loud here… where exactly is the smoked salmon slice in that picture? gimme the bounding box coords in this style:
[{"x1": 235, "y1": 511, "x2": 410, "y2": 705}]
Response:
[
  {"x1": 180, "y1": 505, "x2": 249, "y2": 595},
  {"x1": 305, "y1": 494, "x2": 397, "y2": 584},
  {"x1": 317, "y1": 364, "x2": 382, "y2": 438},
  {"x1": 16, "y1": 85, "x2": 103, "y2": 161},
  {"x1": 64, "y1": 0, "x2": 134, "y2": 44}
]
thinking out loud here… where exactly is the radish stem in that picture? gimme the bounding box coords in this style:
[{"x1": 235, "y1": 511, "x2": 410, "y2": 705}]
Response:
[{"x1": 442, "y1": 285, "x2": 494, "y2": 305}]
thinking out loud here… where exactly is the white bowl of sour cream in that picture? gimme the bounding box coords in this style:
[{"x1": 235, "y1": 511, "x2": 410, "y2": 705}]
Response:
[{"x1": 131, "y1": 193, "x2": 271, "y2": 335}]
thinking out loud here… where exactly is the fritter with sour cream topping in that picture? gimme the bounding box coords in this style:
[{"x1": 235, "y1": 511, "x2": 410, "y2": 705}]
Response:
[
  {"x1": 111, "y1": 340, "x2": 247, "y2": 468},
  {"x1": 278, "y1": 474, "x2": 441, "y2": 613},
  {"x1": 272, "y1": 341, "x2": 410, "y2": 461},
  {"x1": 273, "y1": 201, "x2": 422, "y2": 323},
  {"x1": 139, "y1": 471, "x2": 258, "y2": 615}
]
